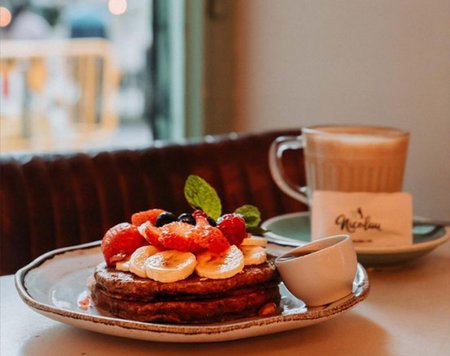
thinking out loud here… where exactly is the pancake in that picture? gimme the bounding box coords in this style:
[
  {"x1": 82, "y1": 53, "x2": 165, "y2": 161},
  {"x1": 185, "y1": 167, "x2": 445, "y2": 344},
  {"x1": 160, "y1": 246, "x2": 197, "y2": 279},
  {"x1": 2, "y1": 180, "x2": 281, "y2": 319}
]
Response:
[
  {"x1": 93, "y1": 260, "x2": 279, "y2": 299},
  {"x1": 91, "y1": 283, "x2": 280, "y2": 323},
  {"x1": 90, "y1": 260, "x2": 281, "y2": 324}
]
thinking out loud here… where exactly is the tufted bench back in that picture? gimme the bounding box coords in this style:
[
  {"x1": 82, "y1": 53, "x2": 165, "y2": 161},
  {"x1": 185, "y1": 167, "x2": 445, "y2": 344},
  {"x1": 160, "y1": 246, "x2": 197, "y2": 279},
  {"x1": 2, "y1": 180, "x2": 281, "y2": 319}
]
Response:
[{"x1": 0, "y1": 130, "x2": 307, "y2": 275}]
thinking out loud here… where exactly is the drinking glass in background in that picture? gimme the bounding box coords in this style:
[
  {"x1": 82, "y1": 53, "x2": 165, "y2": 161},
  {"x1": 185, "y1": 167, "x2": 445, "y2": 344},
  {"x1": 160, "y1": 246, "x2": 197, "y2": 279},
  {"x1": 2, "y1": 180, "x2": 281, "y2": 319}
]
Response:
[{"x1": 269, "y1": 125, "x2": 409, "y2": 205}]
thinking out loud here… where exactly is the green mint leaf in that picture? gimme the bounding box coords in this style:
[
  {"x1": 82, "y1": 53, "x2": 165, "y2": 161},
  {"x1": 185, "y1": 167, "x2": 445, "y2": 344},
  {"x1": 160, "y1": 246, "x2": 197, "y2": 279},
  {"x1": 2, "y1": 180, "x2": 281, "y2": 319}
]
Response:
[
  {"x1": 184, "y1": 175, "x2": 222, "y2": 220},
  {"x1": 234, "y1": 204, "x2": 261, "y2": 228},
  {"x1": 246, "y1": 226, "x2": 270, "y2": 236}
]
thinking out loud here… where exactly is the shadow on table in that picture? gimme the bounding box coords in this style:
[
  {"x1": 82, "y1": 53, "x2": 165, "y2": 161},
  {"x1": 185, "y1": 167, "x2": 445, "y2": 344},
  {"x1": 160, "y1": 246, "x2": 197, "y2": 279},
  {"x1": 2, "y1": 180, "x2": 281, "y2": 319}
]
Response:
[{"x1": 20, "y1": 312, "x2": 388, "y2": 356}]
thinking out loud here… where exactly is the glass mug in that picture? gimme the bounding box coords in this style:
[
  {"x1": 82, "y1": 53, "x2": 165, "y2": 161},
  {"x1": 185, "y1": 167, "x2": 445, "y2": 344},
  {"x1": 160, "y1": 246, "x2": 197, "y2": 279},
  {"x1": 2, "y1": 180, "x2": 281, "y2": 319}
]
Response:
[{"x1": 269, "y1": 125, "x2": 409, "y2": 205}]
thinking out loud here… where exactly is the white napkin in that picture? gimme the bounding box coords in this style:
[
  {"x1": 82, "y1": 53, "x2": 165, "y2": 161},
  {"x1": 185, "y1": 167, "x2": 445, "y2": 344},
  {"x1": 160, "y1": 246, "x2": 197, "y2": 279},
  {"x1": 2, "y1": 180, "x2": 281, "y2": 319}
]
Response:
[{"x1": 311, "y1": 191, "x2": 413, "y2": 247}]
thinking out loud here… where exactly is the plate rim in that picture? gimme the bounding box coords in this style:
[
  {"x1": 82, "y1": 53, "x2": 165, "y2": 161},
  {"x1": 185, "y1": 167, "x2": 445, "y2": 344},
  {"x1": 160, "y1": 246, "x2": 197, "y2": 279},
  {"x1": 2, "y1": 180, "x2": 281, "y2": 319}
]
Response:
[
  {"x1": 262, "y1": 212, "x2": 450, "y2": 255},
  {"x1": 14, "y1": 241, "x2": 370, "y2": 339}
]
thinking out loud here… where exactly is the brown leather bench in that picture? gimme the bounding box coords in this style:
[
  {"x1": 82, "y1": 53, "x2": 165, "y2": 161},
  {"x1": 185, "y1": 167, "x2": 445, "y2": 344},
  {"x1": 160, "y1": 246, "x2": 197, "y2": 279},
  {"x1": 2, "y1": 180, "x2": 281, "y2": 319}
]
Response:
[{"x1": 0, "y1": 130, "x2": 307, "y2": 275}]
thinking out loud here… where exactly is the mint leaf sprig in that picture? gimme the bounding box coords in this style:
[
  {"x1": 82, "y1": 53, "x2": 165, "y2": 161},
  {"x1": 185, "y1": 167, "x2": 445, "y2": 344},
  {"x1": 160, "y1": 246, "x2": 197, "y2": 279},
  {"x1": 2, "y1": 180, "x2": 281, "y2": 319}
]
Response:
[
  {"x1": 184, "y1": 175, "x2": 222, "y2": 220},
  {"x1": 234, "y1": 204, "x2": 270, "y2": 235},
  {"x1": 184, "y1": 175, "x2": 268, "y2": 235}
]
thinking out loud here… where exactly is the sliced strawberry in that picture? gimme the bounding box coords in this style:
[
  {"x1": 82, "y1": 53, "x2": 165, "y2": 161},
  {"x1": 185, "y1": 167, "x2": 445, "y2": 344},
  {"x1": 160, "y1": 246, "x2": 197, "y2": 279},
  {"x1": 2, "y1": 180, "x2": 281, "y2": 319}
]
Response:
[
  {"x1": 191, "y1": 213, "x2": 230, "y2": 253},
  {"x1": 217, "y1": 213, "x2": 247, "y2": 246},
  {"x1": 160, "y1": 222, "x2": 203, "y2": 253},
  {"x1": 193, "y1": 209, "x2": 217, "y2": 227},
  {"x1": 209, "y1": 233, "x2": 230, "y2": 253},
  {"x1": 139, "y1": 221, "x2": 165, "y2": 250},
  {"x1": 192, "y1": 210, "x2": 211, "y2": 227},
  {"x1": 191, "y1": 225, "x2": 230, "y2": 253},
  {"x1": 101, "y1": 222, "x2": 148, "y2": 267},
  {"x1": 139, "y1": 213, "x2": 230, "y2": 254},
  {"x1": 131, "y1": 209, "x2": 166, "y2": 226},
  {"x1": 192, "y1": 209, "x2": 208, "y2": 220}
]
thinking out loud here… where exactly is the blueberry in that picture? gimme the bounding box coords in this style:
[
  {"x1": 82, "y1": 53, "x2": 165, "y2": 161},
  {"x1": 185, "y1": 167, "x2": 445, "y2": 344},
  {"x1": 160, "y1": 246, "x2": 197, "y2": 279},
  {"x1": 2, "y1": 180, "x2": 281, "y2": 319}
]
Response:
[
  {"x1": 155, "y1": 212, "x2": 177, "y2": 227},
  {"x1": 178, "y1": 213, "x2": 196, "y2": 225}
]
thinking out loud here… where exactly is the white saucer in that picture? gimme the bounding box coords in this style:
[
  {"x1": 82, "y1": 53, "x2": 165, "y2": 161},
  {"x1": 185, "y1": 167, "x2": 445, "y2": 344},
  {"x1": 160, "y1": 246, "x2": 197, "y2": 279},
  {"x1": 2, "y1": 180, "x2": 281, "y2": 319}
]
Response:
[{"x1": 262, "y1": 212, "x2": 450, "y2": 267}]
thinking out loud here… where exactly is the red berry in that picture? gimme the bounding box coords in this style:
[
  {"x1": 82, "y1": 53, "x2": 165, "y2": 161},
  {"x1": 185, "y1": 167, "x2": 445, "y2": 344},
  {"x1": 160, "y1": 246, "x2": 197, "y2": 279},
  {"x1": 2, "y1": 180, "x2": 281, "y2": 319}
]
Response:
[
  {"x1": 217, "y1": 214, "x2": 247, "y2": 246},
  {"x1": 101, "y1": 223, "x2": 148, "y2": 267},
  {"x1": 160, "y1": 222, "x2": 203, "y2": 253},
  {"x1": 137, "y1": 213, "x2": 231, "y2": 254},
  {"x1": 192, "y1": 210, "x2": 208, "y2": 219},
  {"x1": 131, "y1": 209, "x2": 166, "y2": 226},
  {"x1": 139, "y1": 221, "x2": 165, "y2": 250},
  {"x1": 191, "y1": 225, "x2": 230, "y2": 253},
  {"x1": 192, "y1": 210, "x2": 217, "y2": 226}
]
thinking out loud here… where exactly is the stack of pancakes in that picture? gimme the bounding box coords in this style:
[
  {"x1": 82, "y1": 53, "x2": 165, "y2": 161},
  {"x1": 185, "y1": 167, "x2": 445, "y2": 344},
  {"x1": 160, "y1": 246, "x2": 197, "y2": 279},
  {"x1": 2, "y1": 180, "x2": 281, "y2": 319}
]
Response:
[{"x1": 90, "y1": 260, "x2": 281, "y2": 324}]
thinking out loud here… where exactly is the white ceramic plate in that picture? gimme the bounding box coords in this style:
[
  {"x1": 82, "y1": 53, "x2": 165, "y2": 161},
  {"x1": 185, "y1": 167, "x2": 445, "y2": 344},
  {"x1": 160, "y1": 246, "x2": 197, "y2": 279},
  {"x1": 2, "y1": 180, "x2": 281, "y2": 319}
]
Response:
[
  {"x1": 262, "y1": 212, "x2": 450, "y2": 267},
  {"x1": 15, "y1": 241, "x2": 369, "y2": 343}
]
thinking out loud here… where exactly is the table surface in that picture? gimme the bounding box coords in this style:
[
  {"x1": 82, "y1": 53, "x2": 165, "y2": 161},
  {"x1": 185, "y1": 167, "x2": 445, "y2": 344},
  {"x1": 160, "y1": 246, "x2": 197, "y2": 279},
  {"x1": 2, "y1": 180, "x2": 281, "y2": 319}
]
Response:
[{"x1": 2, "y1": 241, "x2": 449, "y2": 356}]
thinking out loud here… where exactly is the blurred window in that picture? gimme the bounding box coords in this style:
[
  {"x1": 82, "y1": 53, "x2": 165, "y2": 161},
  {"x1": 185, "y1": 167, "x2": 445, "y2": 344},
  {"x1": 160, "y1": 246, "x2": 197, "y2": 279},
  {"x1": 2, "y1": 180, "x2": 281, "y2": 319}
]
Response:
[{"x1": 0, "y1": 0, "x2": 160, "y2": 152}]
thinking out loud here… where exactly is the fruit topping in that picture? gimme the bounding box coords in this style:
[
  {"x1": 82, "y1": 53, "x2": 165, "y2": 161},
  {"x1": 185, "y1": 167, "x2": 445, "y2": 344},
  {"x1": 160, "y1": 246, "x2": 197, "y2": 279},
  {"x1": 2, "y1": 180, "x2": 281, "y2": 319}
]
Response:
[
  {"x1": 129, "y1": 245, "x2": 160, "y2": 278},
  {"x1": 138, "y1": 222, "x2": 166, "y2": 250},
  {"x1": 116, "y1": 260, "x2": 131, "y2": 272},
  {"x1": 192, "y1": 209, "x2": 208, "y2": 219},
  {"x1": 139, "y1": 217, "x2": 230, "y2": 254},
  {"x1": 177, "y1": 213, "x2": 196, "y2": 225},
  {"x1": 195, "y1": 245, "x2": 244, "y2": 279},
  {"x1": 193, "y1": 224, "x2": 230, "y2": 253},
  {"x1": 101, "y1": 223, "x2": 148, "y2": 267},
  {"x1": 131, "y1": 209, "x2": 166, "y2": 226},
  {"x1": 241, "y1": 245, "x2": 267, "y2": 265},
  {"x1": 217, "y1": 213, "x2": 247, "y2": 246},
  {"x1": 191, "y1": 211, "x2": 230, "y2": 253},
  {"x1": 155, "y1": 211, "x2": 177, "y2": 227},
  {"x1": 241, "y1": 236, "x2": 268, "y2": 247},
  {"x1": 160, "y1": 221, "x2": 204, "y2": 253},
  {"x1": 100, "y1": 175, "x2": 269, "y2": 282},
  {"x1": 145, "y1": 250, "x2": 197, "y2": 283}
]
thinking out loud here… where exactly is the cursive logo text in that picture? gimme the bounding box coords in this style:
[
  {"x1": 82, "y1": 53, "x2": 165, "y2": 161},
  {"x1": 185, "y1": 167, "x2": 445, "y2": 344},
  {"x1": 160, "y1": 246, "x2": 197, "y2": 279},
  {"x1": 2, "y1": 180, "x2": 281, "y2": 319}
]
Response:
[{"x1": 335, "y1": 208, "x2": 382, "y2": 233}]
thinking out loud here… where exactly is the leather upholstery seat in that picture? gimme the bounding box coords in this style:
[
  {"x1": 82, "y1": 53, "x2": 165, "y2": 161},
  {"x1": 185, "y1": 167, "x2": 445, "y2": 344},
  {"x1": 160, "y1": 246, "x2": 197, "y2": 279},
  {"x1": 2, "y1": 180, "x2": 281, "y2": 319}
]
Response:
[{"x1": 0, "y1": 130, "x2": 306, "y2": 275}]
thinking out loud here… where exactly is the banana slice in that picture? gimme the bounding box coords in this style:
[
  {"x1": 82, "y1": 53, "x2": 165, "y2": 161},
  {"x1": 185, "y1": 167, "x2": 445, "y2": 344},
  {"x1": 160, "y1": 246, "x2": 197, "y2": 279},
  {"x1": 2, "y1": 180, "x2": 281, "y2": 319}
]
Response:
[
  {"x1": 145, "y1": 251, "x2": 197, "y2": 283},
  {"x1": 195, "y1": 245, "x2": 244, "y2": 279},
  {"x1": 241, "y1": 236, "x2": 268, "y2": 247},
  {"x1": 116, "y1": 260, "x2": 130, "y2": 272},
  {"x1": 241, "y1": 245, "x2": 267, "y2": 265},
  {"x1": 129, "y1": 245, "x2": 159, "y2": 278}
]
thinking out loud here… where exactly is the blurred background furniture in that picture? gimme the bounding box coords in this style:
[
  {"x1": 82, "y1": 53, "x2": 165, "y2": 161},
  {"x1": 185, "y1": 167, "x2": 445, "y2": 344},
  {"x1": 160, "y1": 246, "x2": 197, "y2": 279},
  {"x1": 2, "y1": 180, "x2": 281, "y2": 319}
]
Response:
[
  {"x1": 0, "y1": 129, "x2": 307, "y2": 275},
  {"x1": 0, "y1": 38, "x2": 120, "y2": 152}
]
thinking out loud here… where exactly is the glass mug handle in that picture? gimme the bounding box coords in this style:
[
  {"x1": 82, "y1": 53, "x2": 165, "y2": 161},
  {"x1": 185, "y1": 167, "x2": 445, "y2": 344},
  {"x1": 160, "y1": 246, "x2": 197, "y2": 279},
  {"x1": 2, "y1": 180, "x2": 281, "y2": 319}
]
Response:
[{"x1": 269, "y1": 135, "x2": 309, "y2": 205}]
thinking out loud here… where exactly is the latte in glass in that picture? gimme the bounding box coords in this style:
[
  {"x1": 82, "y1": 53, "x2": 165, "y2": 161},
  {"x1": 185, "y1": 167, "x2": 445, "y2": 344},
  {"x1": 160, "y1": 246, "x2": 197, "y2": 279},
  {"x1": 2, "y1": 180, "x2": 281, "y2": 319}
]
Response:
[{"x1": 269, "y1": 125, "x2": 409, "y2": 205}]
